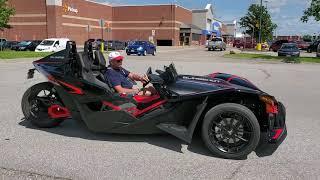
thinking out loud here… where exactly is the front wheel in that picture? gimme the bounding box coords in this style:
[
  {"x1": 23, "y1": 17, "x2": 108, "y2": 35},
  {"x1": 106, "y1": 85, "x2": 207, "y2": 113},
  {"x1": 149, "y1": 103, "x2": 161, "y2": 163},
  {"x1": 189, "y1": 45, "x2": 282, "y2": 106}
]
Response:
[
  {"x1": 152, "y1": 49, "x2": 156, "y2": 56},
  {"x1": 143, "y1": 50, "x2": 147, "y2": 56},
  {"x1": 21, "y1": 82, "x2": 66, "y2": 128},
  {"x1": 201, "y1": 103, "x2": 260, "y2": 159}
]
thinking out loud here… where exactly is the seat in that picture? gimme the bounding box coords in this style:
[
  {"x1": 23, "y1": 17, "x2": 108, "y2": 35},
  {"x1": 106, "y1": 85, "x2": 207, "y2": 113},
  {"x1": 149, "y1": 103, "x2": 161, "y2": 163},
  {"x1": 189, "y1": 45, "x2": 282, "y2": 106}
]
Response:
[
  {"x1": 75, "y1": 43, "x2": 113, "y2": 93},
  {"x1": 92, "y1": 51, "x2": 115, "y2": 93}
]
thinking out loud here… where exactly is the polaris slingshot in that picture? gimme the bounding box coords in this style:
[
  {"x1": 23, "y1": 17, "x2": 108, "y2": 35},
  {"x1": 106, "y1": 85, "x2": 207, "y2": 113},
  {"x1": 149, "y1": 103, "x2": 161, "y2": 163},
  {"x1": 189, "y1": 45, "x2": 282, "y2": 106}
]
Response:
[{"x1": 22, "y1": 41, "x2": 287, "y2": 159}]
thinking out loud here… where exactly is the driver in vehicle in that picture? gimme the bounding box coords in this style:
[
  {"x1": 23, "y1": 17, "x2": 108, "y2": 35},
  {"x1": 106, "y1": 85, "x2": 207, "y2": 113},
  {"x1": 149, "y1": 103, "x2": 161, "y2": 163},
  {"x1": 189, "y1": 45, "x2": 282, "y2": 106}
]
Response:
[{"x1": 105, "y1": 51, "x2": 156, "y2": 96}]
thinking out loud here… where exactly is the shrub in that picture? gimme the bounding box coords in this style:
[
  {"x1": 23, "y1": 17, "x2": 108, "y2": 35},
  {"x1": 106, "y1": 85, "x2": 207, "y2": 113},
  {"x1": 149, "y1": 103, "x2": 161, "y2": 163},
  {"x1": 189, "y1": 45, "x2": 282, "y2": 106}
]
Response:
[{"x1": 283, "y1": 57, "x2": 301, "y2": 64}]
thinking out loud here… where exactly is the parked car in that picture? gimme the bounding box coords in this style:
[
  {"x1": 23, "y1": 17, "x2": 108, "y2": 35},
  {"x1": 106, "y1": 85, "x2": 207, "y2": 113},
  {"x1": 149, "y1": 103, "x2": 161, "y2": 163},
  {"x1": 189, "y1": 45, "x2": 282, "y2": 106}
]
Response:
[
  {"x1": 0, "y1": 38, "x2": 7, "y2": 50},
  {"x1": 12, "y1": 40, "x2": 42, "y2": 51},
  {"x1": 269, "y1": 40, "x2": 289, "y2": 52},
  {"x1": 126, "y1": 41, "x2": 156, "y2": 56},
  {"x1": 2, "y1": 41, "x2": 19, "y2": 49},
  {"x1": 278, "y1": 43, "x2": 300, "y2": 57},
  {"x1": 35, "y1": 38, "x2": 70, "y2": 52},
  {"x1": 296, "y1": 41, "x2": 310, "y2": 50},
  {"x1": 317, "y1": 43, "x2": 320, "y2": 57},
  {"x1": 207, "y1": 37, "x2": 226, "y2": 51},
  {"x1": 105, "y1": 40, "x2": 126, "y2": 50},
  {"x1": 233, "y1": 39, "x2": 257, "y2": 49},
  {"x1": 307, "y1": 40, "x2": 320, "y2": 53},
  {"x1": 87, "y1": 39, "x2": 103, "y2": 50}
]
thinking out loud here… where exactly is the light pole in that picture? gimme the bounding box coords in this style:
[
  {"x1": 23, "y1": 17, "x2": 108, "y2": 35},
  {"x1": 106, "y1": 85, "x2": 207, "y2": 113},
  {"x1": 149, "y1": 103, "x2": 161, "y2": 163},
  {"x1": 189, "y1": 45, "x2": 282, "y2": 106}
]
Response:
[
  {"x1": 257, "y1": 0, "x2": 263, "y2": 51},
  {"x1": 264, "y1": 0, "x2": 269, "y2": 10}
]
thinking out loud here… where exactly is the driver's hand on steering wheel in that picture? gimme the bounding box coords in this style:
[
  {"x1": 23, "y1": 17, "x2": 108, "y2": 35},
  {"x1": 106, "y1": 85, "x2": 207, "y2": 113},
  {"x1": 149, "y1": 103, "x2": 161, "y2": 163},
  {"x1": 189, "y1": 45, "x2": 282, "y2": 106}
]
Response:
[{"x1": 140, "y1": 74, "x2": 149, "y2": 84}]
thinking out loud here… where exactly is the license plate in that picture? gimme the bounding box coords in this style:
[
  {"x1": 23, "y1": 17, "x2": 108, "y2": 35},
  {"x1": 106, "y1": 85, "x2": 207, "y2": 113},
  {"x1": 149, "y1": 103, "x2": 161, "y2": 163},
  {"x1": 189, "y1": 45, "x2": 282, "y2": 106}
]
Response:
[
  {"x1": 131, "y1": 50, "x2": 134, "y2": 52},
  {"x1": 286, "y1": 55, "x2": 291, "y2": 57}
]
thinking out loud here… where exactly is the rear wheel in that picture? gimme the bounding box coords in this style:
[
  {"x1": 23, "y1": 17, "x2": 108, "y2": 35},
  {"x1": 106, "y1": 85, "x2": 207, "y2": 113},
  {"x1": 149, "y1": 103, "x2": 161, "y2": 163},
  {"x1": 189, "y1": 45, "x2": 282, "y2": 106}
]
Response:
[
  {"x1": 143, "y1": 50, "x2": 147, "y2": 56},
  {"x1": 152, "y1": 49, "x2": 156, "y2": 56},
  {"x1": 202, "y1": 103, "x2": 260, "y2": 159},
  {"x1": 21, "y1": 82, "x2": 66, "y2": 128}
]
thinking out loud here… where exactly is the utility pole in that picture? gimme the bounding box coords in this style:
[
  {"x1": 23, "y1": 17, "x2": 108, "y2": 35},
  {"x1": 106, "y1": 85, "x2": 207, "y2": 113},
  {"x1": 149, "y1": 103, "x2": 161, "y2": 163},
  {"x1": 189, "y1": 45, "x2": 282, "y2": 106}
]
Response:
[
  {"x1": 257, "y1": 0, "x2": 263, "y2": 51},
  {"x1": 264, "y1": 0, "x2": 269, "y2": 10}
]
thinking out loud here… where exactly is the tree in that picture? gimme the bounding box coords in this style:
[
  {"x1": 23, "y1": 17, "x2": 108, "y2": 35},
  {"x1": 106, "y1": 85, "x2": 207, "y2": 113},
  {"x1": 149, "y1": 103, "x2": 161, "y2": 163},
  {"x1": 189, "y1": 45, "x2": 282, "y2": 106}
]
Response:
[
  {"x1": 0, "y1": 0, "x2": 15, "y2": 31},
  {"x1": 239, "y1": 4, "x2": 277, "y2": 42},
  {"x1": 303, "y1": 35, "x2": 313, "y2": 42},
  {"x1": 301, "y1": 0, "x2": 320, "y2": 22}
]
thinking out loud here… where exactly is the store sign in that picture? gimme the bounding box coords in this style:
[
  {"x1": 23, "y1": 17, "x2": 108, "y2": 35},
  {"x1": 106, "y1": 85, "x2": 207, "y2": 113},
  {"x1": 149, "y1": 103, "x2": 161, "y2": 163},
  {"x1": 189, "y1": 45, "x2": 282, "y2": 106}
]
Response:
[
  {"x1": 213, "y1": 22, "x2": 221, "y2": 31},
  {"x1": 63, "y1": 4, "x2": 78, "y2": 13}
]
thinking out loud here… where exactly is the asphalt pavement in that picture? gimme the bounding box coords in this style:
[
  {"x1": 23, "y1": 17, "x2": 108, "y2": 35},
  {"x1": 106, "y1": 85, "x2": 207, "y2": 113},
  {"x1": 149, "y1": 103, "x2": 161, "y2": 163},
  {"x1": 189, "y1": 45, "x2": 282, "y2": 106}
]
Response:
[{"x1": 0, "y1": 46, "x2": 320, "y2": 179}]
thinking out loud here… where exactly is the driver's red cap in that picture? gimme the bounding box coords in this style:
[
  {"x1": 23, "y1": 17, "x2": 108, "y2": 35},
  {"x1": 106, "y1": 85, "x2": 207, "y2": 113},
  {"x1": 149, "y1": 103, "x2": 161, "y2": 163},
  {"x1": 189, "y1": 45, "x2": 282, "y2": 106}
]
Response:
[{"x1": 108, "y1": 51, "x2": 124, "y2": 61}]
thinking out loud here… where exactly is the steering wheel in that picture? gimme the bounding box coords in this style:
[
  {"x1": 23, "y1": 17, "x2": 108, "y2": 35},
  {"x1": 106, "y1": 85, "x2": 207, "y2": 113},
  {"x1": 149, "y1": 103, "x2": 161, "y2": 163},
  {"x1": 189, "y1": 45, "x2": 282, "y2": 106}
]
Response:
[{"x1": 142, "y1": 67, "x2": 152, "y2": 88}]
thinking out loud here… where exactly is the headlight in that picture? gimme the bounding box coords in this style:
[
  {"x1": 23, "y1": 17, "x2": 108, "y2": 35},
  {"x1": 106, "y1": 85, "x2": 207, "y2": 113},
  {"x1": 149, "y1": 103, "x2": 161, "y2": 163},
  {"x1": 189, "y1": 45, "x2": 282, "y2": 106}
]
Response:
[{"x1": 137, "y1": 47, "x2": 143, "y2": 51}]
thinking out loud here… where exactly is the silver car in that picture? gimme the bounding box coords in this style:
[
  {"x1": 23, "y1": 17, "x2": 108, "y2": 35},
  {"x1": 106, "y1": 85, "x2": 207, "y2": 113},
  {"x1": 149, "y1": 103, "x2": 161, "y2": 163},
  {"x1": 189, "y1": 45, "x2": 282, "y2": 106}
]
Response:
[{"x1": 207, "y1": 37, "x2": 226, "y2": 51}]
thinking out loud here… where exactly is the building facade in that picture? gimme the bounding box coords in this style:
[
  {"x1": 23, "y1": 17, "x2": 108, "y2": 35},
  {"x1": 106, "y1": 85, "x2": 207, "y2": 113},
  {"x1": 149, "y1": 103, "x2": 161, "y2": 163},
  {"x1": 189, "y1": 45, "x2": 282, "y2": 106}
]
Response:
[
  {"x1": 2, "y1": 0, "x2": 194, "y2": 46},
  {"x1": 192, "y1": 4, "x2": 222, "y2": 45}
]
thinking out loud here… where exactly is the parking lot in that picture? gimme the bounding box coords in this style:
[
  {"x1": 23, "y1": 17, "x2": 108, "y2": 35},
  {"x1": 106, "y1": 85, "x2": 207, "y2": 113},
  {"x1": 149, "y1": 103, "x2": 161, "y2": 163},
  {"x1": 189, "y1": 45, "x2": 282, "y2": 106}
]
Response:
[{"x1": 1, "y1": 46, "x2": 320, "y2": 179}]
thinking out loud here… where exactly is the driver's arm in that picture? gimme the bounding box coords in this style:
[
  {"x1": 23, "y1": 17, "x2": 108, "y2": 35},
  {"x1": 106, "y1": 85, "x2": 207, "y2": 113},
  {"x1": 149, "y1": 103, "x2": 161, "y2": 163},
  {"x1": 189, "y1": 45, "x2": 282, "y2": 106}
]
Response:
[
  {"x1": 128, "y1": 72, "x2": 148, "y2": 83},
  {"x1": 114, "y1": 85, "x2": 139, "y2": 94}
]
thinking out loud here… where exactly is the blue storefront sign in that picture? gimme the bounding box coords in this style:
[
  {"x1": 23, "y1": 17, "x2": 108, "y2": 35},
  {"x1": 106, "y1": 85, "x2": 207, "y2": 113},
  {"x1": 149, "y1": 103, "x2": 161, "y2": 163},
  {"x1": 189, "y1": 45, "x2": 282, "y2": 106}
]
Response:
[{"x1": 201, "y1": 22, "x2": 222, "y2": 37}]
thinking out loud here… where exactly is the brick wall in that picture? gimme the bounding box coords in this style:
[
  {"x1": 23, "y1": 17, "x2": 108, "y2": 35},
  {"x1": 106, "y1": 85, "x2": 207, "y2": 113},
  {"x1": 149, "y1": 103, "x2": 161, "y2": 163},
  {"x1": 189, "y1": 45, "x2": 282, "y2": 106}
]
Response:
[
  {"x1": 3, "y1": 0, "x2": 47, "y2": 41},
  {"x1": 2, "y1": 1, "x2": 193, "y2": 46}
]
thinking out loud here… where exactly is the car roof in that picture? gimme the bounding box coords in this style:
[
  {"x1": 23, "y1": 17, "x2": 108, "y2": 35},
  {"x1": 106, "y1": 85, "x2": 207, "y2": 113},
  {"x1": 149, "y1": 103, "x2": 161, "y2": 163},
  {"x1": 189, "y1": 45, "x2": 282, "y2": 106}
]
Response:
[
  {"x1": 43, "y1": 38, "x2": 70, "y2": 41},
  {"x1": 282, "y1": 43, "x2": 297, "y2": 46}
]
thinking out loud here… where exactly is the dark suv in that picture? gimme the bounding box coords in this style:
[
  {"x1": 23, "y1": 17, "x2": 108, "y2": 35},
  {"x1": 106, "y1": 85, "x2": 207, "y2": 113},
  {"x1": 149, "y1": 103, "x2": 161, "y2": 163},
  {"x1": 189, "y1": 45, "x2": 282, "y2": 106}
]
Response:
[
  {"x1": 269, "y1": 40, "x2": 289, "y2": 52},
  {"x1": 105, "y1": 40, "x2": 126, "y2": 50}
]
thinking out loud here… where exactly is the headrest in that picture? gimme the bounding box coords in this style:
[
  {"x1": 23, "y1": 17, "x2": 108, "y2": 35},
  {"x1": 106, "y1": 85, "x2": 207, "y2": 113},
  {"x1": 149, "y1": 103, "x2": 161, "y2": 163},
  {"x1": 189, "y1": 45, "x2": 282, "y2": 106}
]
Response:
[{"x1": 94, "y1": 50, "x2": 106, "y2": 69}]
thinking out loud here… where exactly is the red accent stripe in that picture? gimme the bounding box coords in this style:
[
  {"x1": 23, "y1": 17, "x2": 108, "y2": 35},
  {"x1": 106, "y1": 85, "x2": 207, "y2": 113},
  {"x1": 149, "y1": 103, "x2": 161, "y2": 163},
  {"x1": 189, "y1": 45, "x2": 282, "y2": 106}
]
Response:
[
  {"x1": 266, "y1": 104, "x2": 278, "y2": 114},
  {"x1": 208, "y1": 72, "x2": 219, "y2": 78},
  {"x1": 48, "y1": 105, "x2": 71, "y2": 119},
  {"x1": 57, "y1": 80, "x2": 84, "y2": 95},
  {"x1": 227, "y1": 75, "x2": 237, "y2": 82},
  {"x1": 46, "y1": 75, "x2": 84, "y2": 95},
  {"x1": 272, "y1": 128, "x2": 283, "y2": 140},
  {"x1": 132, "y1": 100, "x2": 167, "y2": 117},
  {"x1": 102, "y1": 101, "x2": 122, "y2": 111},
  {"x1": 133, "y1": 94, "x2": 160, "y2": 104},
  {"x1": 102, "y1": 99, "x2": 166, "y2": 117}
]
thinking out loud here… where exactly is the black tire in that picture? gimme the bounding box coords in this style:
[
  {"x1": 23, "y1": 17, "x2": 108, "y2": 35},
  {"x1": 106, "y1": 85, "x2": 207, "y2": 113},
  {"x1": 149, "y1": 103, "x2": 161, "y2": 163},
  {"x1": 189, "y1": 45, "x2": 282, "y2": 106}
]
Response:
[
  {"x1": 208, "y1": 48, "x2": 211, "y2": 51},
  {"x1": 307, "y1": 48, "x2": 312, "y2": 53},
  {"x1": 127, "y1": 53, "x2": 131, "y2": 56},
  {"x1": 152, "y1": 49, "x2": 156, "y2": 56},
  {"x1": 201, "y1": 103, "x2": 260, "y2": 159},
  {"x1": 21, "y1": 82, "x2": 64, "y2": 128},
  {"x1": 143, "y1": 50, "x2": 147, "y2": 56}
]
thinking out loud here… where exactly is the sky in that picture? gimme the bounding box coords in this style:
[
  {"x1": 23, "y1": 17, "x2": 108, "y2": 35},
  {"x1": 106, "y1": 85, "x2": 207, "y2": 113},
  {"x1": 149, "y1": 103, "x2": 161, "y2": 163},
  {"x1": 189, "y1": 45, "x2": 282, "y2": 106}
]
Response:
[{"x1": 94, "y1": 0, "x2": 320, "y2": 36}]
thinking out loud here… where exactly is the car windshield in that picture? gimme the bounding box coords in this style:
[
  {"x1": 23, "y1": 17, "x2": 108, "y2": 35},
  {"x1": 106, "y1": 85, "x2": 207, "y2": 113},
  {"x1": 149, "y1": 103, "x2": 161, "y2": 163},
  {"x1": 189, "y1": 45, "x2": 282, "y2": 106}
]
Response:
[
  {"x1": 18, "y1": 41, "x2": 31, "y2": 45},
  {"x1": 281, "y1": 44, "x2": 298, "y2": 50},
  {"x1": 132, "y1": 41, "x2": 145, "y2": 45},
  {"x1": 40, "y1": 40, "x2": 55, "y2": 46},
  {"x1": 212, "y1": 38, "x2": 222, "y2": 41}
]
